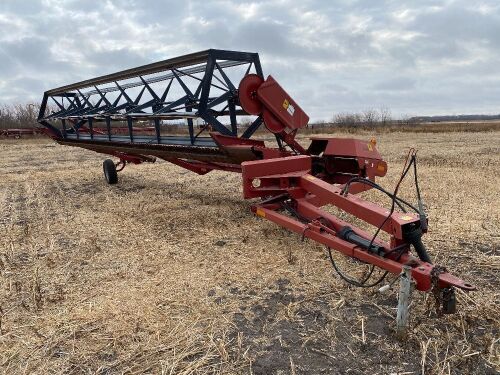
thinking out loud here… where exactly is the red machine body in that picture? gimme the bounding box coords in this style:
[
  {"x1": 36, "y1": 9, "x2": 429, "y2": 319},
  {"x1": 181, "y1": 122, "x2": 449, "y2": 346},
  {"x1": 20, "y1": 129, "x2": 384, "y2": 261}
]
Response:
[
  {"x1": 236, "y1": 72, "x2": 474, "y2": 307},
  {"x1": 257, "y1": 75, "x2": 309, "y2": 132},
  {"x1": 37, "y1": 50, "x2": 475, "y2": 314},
  {"x1": 241, "y1": 156, "x2": 473, "y2": 293}
]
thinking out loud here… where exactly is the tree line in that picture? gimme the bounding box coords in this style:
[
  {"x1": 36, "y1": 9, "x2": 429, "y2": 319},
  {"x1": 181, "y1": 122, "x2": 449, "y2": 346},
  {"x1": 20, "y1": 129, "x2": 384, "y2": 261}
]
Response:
[
  {"x1": 0, "y1": 103, "x2": 40, "y2": 130},
  {"x1": 322, "y1": 107, "x2": 419, "y2": 128},
  {"x1": 1, "y1": 103, "x2": 467, "y2": 132}
]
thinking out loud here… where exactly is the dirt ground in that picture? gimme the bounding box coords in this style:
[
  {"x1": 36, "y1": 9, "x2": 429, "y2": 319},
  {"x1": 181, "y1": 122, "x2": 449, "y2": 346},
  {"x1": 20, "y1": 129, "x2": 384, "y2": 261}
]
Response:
[{"x1": 0, "y1": 130, "x2": 499, "y2": 374}]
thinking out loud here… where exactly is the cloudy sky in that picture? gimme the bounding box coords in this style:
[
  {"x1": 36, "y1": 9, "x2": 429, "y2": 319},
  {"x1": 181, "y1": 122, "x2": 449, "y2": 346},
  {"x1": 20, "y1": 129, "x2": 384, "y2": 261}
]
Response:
[{"x1": 0, "y1": 0, "x2": 499, "y2": 120}]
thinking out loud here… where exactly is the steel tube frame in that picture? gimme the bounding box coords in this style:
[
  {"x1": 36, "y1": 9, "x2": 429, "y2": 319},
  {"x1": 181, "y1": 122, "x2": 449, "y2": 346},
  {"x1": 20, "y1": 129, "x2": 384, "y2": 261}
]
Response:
[{"x1": 38, "y1": 49, "x2": 265, "y2": 144}]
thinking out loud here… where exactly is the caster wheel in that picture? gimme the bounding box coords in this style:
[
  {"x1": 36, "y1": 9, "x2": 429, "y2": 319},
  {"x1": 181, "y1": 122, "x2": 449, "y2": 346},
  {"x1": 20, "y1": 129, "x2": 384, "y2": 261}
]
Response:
[{"x1": 103, "y1": 159, "x2": 118, "y2": 184}]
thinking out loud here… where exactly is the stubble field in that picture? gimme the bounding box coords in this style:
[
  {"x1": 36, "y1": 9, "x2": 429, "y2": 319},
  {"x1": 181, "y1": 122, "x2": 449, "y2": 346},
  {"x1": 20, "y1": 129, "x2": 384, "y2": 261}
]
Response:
[{"x1": 0, "y1": 130, "x2": 499, "y2": 374}]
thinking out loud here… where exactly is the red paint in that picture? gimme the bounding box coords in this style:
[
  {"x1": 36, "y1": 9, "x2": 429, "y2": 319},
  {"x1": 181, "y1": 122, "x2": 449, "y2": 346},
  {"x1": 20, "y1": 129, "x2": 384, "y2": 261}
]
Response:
[
  {"x1": 257, "y1": 75, "x2": 309, "y2": 130},
  {"x1": 242, "y1": 154, "x2": 475, "y2": 292}
]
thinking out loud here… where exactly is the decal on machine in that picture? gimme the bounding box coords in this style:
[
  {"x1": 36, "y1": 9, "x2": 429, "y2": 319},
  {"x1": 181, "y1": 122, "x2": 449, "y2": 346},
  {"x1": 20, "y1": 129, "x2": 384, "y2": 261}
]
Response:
[{"x1": 282, "y1": 98, "x2": 295, "y2": 116}]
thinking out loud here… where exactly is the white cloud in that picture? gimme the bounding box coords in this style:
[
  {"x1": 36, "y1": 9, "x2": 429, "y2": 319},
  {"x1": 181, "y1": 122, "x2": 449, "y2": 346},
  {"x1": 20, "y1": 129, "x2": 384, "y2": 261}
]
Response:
[{"x1": 0, "y1": 0, "x2": 499, "y2": 119}]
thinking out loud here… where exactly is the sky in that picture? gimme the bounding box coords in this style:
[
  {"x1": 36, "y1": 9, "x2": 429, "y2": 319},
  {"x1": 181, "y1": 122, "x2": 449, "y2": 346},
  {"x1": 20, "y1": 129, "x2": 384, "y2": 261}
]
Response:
[{"x1": 0, "y1": 0, "x2": 499, "y2": 121}]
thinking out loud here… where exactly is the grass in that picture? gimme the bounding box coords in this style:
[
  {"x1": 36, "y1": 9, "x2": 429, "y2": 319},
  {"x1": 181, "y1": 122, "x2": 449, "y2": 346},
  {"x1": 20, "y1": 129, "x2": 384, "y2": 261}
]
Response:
[
  {"x1": 0, "y1": 130, "x2": 499, "y2": 374},
  {"x1": 304, "y1": 120, "x2": 500, "y2": 134}
]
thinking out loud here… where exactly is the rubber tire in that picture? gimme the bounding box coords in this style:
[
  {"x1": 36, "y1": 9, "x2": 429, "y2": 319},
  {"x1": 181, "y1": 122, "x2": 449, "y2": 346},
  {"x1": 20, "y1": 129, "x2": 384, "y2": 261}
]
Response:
[{"x1": 103, "y1": 159, "x2": 118, "y2": 185}]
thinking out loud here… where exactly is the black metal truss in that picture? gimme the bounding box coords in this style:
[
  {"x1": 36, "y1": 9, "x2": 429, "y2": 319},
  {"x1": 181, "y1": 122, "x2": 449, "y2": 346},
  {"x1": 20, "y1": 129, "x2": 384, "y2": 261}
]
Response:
[{"x1": 38, "y1": 49, "x2": 264, "y2": 144}]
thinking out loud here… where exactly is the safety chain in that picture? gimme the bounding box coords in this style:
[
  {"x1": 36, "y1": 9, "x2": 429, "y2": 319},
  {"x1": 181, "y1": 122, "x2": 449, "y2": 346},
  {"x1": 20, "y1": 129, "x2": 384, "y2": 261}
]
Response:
[{"x1": 430, "y1": 265, "x2": 447, "y2": 316}]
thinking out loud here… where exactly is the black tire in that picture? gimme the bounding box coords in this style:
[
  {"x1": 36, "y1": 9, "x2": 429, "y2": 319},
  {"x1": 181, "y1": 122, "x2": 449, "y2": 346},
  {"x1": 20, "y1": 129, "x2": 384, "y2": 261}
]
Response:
[{"x1": 103, "y1": 159, "x2": 118, "y2": 184}]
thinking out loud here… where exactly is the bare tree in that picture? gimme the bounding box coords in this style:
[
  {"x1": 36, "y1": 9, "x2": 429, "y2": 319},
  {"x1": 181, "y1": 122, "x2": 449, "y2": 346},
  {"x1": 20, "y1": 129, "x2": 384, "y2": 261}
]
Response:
[
  {"x1": 379, "y1": 106, "x2": 392, "y2": 126},
  {"x1": 334, "y1": 112, "x2": 362, "y2": 128},
  {"x1": 0, "y1": 103, "x2": 40, "y2": 130},
  {"x1": 362, "y1": 109, "x2": 379, "y2": 127}
]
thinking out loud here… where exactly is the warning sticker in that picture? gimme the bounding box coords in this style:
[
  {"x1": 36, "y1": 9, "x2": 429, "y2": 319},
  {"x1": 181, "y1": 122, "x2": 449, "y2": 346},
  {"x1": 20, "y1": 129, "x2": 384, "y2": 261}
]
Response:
[
  {"x1": 282, "y1": 99, "x2": 295, "y2": 116},
  {"x1": 367, "y1": 143, "x2": 373, "y2": 151}
]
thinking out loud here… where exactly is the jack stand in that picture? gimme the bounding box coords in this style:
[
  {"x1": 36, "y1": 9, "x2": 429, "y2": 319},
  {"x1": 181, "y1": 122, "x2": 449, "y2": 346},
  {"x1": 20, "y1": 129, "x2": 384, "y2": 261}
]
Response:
[{"x1": 396, "y1": 265, "x2": 412, "y2": 340}]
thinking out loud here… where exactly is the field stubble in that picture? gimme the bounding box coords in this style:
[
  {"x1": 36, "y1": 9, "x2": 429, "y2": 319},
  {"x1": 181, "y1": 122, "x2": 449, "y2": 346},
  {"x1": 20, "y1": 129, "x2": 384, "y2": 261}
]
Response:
[{"x1": 0, "y1": 130, "x2": 499, "y2": 374}]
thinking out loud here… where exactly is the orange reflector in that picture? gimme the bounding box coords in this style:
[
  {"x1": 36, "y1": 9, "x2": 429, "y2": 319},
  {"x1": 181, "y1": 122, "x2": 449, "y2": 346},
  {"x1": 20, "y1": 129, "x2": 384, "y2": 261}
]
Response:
[{"x1": 256, "y1": 208, "x2": 266, "y2": 218}]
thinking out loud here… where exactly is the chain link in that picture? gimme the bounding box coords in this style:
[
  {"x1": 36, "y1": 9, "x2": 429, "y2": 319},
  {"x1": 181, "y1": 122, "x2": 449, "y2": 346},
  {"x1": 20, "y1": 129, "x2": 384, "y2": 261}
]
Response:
[{"x1": 430, "y1": 265, "x2": 447, "y2": 316}]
